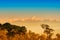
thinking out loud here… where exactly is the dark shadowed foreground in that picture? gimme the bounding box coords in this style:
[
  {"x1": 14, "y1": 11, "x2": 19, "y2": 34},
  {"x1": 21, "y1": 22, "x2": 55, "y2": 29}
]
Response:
[{"x1": 0, "y1": 23, "x2": 60, "y2": 40}]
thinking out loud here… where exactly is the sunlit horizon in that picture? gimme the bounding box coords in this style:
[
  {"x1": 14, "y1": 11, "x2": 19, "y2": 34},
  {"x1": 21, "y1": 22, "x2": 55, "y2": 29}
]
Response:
[{"x1": 0, "y1": 0, "x2": 60, "y2": 39}]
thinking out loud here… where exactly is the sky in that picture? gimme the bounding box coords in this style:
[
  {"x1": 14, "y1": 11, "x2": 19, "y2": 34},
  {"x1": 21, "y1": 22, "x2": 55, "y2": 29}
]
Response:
[
  {"x1": 0, "y1": 0, "x2": 60, "y2": 35},
  {"x1": 0, "y1": 0, "x2": 60, "y2": 17}
]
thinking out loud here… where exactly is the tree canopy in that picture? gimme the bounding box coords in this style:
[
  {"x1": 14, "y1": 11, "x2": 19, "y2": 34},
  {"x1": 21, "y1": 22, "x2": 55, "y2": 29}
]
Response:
[{"x1": 0, "y1": 22, "x2": 27, "y2": 37}]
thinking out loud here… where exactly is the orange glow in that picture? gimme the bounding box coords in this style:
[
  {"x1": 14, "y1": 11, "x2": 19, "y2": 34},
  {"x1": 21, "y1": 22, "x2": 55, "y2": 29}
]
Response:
[{"x1": 0, "y1": 16, "x2": 60, "y2": 23}]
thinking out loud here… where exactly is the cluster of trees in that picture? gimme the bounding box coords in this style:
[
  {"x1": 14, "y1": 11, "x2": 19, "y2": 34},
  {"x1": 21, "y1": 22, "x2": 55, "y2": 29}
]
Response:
[
  {"x1": 0, "y1": 23, "x2": 27, "y2": 40},
  {"x1": 0, "y1": 22, "x2": 60, "y2": 40}
]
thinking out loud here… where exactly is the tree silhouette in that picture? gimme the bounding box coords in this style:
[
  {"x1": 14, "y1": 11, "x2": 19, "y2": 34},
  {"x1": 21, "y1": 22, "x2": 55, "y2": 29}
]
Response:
[
  {"x1": 0, "y1": 22, "x2": 60, "y2": 40},
  {"x1": 41, "y1": 24, "x2": 54, "y2": 40},
  {"x1": 0, "y1": 22, "x2": 27, "y2": 40},
  {"x1": 20, "y1": 26, "x2": 27, "y2": 34},
  {"x1": 3, "y1": 23, "x2": 12, "y2": 32},
  {"x1": 41, "y1": 24, "x2": 49, "y2": 29},
  {"x1": 0, "y1": 23, "x2": 2, "y2": 30},
  {"x1": 56, "y1": 33, "x2": 60, "y2": 40}
]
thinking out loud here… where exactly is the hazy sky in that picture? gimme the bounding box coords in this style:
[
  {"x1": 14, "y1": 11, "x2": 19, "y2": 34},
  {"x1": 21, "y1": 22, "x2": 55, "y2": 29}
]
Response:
[{"x1": 0, "y1": 0, "x2": 60, "y2": 35}]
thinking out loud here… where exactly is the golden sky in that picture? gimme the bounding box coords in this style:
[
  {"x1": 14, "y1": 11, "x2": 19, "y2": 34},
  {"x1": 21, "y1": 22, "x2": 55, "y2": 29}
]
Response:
[{"x1": 0, "y1": 16, "x2": 60, "y2": 35}]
